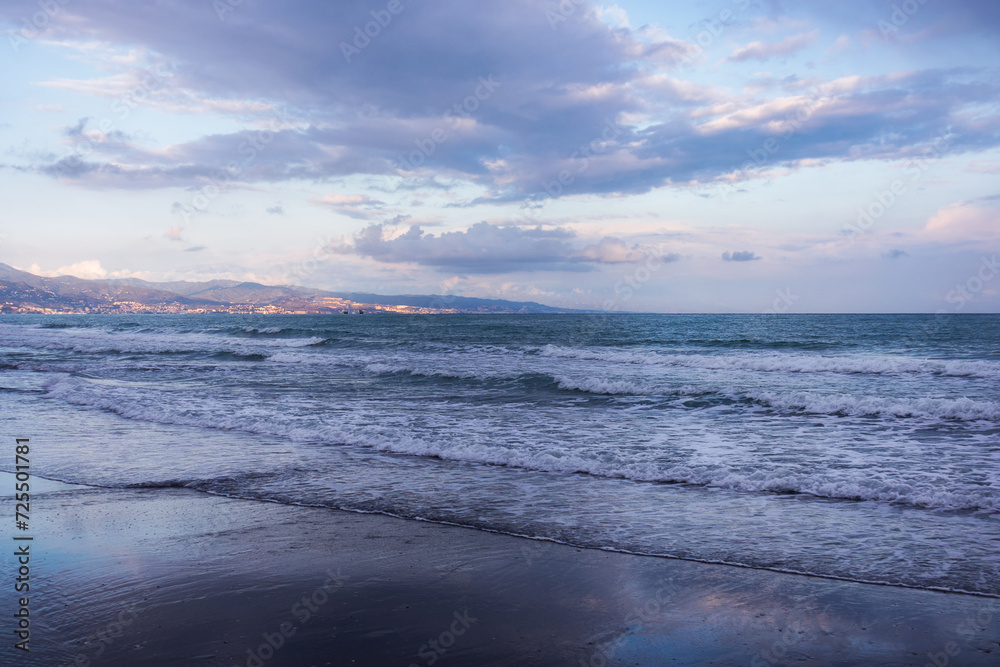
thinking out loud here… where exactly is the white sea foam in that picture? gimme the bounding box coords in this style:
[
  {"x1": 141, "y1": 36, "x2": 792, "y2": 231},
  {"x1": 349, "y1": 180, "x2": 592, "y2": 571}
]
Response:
[
  {"x1": 41, "y1": 374, "x2": 1000, "y2": 511},
  {"x1": 539, "y1": 345, "x2": 1000, "y2": 379},
  {"x1": 552, "y1": 374, "x2": 1000, "y2": 420},
  {"x1": 362, "y1": 361, "x2": 512, "y2": 380},
  {"x1": 11, "y1": 316, "x2": 1000, "y2": 598},
  {"x1": 16, "y1": 321, "x2": 998, "y2": 423},
  {"x1": 554, "y1": 375, "x2": 658, "y2": 395},
  {"x1": 744, "y1": 390, "x2": 1000, "y2": 421},
  {"x1": 0, "y1": 323, "x2": 322, "y2": 355}
]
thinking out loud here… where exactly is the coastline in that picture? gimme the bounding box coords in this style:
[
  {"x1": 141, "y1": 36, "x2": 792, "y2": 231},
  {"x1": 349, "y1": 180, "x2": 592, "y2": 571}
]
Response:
[{"x1": 2, "y1": 473, "x2": 998, "y2": 666}]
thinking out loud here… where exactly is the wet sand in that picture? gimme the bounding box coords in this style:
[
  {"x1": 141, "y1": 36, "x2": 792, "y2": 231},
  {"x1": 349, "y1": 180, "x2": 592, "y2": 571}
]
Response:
[{"x1": 2, "y1": 473, "x2": 998, "y2": 666}]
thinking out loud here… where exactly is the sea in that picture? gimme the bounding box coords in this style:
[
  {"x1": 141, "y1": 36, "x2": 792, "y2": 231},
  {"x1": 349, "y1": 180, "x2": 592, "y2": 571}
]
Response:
[{"x1": 1, "y1": 313, "x2": 998, "y2": 596}]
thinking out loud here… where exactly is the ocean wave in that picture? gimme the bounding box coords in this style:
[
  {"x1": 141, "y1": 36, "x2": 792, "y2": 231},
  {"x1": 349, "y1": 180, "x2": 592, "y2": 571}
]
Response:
[
  {"x1": 209, "y1": 351, "x2": 269, "y2": 362},
  {"x1": 358, "y1": 363, "x2": 690, "y2": 394},
  {"x1": 242, "y1": 326, "x2": 284, "y2": 334},
  {"x1": 120, "y1": 471, "x2": 282, "y2": 490},
  {"x1": 33, "y1": 341, "x2": 1000, "y2": 422},
  {"x1": 361, "y1": 360, "x2": 525, "y2": 381},
  {"x1": 547, "y1": 373, "x2": 1000, "y2": 420},
  {"x1": 539, "y1": 345, "x2": 1000, "y2": 379},
  {"x1": 40, "y1": 374, "x2": 1000, "y2": 511},
  {"x1": 745, "y1": 390, "x2": 1000, "y2": 421},
  {"x1": 122, "y1": 479, "x2": 201, "y2": 489},
  {"x1": 0, "y1": 323, "x2": 324, "y2": 356},
  {"x1": 363, "y1": 362, "x2": 483, "y2": 380},
  {"x1": 0, "y1": 386, "x2": 45, "y2": 394},
  {"x1": 554, "y1": 375, "x2": 659, "y2": 395},
  {"x1": 683, "y1": 338, "x2": 850, "y2": 351}
]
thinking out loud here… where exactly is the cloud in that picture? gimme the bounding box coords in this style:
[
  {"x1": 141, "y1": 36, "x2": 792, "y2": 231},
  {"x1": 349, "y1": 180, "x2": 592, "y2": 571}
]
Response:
[
  {"x1": 722, "y1": 250, "x2": 762, "y2": 262},
  {"x1": 924, "y1": 200, "x2": 1000, "y2": 243},
  {"x1": 310, "y1": 194, "x2": 385, "y2": 220},
  {"x1": 576, "y1": 237, "x2": 646, "y2": 263},
  {"x1": 26, "y1": 263, "x2": 57, "y2": 277},
  {"x1": 882, "y1": 249, "x2": 909, "y2": 259},
  {"x1": 830, "y1": 34, "x2": 851, "y2": 53},
  {"x1": 36, "y1": 260, "x2": 135, "y2": 280},
  {"x1": 185, "y1": 246, "x2": 206, "y2": 252},
  {"x1": 60, "y1": 260, "x2": 109, "y2": 279},
  {"x1": 0, "y1": 0, "x2": 675, "y2": 197},
  {"x1": 728, "y1": 31, "x2": 820, "y2": 63},
  {"x1": 574, "y1": 237, "x2": 682, "y2": 264},
  {"x1": 4, "y1": 1, "x2": 1000, "y2": 203},
  {"x1": 336, "y1": 221, "x2": 658, "y2": 273},
  {"x1": 164, "y1": 226, "x2": 184, "y2": 241},
  {"x1": 266, "y1": 204, "x2": 285, "y2": 215},
  {"x1": 596, "y1": 4, "x2": 630, "y2": 29}
]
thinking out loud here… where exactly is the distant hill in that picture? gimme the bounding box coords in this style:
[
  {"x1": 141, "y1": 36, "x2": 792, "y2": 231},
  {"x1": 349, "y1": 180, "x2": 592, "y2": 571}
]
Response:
[{"x1": 0, "y1": 264, "x2": 582, "y2": 314}]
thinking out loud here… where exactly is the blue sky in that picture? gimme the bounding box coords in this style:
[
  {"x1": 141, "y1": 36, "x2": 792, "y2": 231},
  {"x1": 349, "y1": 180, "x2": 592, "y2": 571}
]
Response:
[{"x1": 1, "y1": 0, "x2": 998, "y2": 312}]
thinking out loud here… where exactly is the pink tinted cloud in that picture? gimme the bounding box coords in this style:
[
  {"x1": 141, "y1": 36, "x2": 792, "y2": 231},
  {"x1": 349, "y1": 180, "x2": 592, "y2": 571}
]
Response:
[{"x1": 728, "y1": 30, "x2": 820, "y2": 62}]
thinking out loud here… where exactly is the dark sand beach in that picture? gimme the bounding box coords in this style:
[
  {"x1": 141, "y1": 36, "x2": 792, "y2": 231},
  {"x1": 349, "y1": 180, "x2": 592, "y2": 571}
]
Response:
[{"x1": 2, "y1": 473, "x2": 997, "y2": 666}]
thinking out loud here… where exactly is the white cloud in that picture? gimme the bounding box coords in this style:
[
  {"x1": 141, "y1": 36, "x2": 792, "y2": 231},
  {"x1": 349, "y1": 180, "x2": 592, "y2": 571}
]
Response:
[
  {"x1": 596, "y1": 4, "x2": 629, "y2": 29},
  {"x1": 21, "y1": 260, "x2": 146, "y2": 281},
  {"x1": 728, "y1": 30, "x2": 820, "y2": 62},
  {"x1": 310, "y1": 194, "x2": 386, "y2": 220}
]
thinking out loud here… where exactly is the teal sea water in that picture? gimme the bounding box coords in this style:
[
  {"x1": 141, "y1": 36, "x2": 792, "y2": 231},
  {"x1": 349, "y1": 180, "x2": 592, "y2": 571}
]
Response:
[{"x1": 1, "y1": 313, "x2": 998, "y2": 594}]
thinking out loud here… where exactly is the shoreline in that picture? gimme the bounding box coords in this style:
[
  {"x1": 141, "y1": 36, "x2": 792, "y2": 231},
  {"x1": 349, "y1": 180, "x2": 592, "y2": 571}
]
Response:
[
  {"x1": 24, "y1": 472, "x2": 1000, "y2": 602},
  {"x1": 2, "y1": 473, "x2": 998, "y2": 665}
]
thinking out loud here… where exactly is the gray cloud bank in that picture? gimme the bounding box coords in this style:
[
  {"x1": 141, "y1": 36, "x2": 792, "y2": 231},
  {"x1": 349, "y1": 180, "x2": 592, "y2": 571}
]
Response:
[{"x1": 2, "y1": 0, "x2": 999, "y2": 202}]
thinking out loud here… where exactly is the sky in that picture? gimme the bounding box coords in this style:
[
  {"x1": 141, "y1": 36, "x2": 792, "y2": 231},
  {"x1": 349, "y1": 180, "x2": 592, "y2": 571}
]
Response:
[{"x1": 1, "y1": 0, "x2": 998, "y2": 313}]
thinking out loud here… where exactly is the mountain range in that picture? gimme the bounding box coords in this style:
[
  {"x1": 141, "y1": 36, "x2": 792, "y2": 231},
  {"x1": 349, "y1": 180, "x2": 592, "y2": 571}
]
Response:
[{"x1": 0, "y1": 263, "x2": 580, "y2": 314}]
